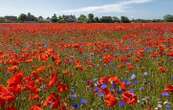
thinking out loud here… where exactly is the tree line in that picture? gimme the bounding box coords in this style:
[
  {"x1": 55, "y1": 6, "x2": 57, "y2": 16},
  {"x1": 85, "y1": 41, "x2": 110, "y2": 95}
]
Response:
[{"x1": 0, "y1": 12, "x2": 173, "y2": 23}]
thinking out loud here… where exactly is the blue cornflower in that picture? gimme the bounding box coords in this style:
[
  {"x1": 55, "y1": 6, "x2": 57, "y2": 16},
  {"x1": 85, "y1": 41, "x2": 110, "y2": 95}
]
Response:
[
  {"x1": 165, "y1": 103, "x2": 172, "y2": 110},
  {"x1": 98, "y1": 91, "x2": 104, "y2": 97},
  {"x1": 123, "y1": 80, "x2": 131, "y2": 86},
  {"x1": 70, "y1": 93, "x2": 77, "y2": 100},
  {"x1": 161, "y1": 92, "x2": 170, "y2": 97},
  {"x1": 111, "y1": 83, "x2": 117, "y2": 90},
  {"x1": 72, "y1": 103, "x2": 80, "y2": 109},
  {"x1": 119, "y1": 101, "x2": 126, "y2": 107},
  {"x1": 110, "y1": 83, "x2": 116, "y2": 91},
  {"x1": 101, "y1": 83, "x2": 107, "y2": 89},
  {"x1": 139, "y1": 87, "x2": 145, "y2": 91},
  {"x1": 133, "y1": 80, "x2": 139, "y2": 85},
  {"x1": 94, "y1": 87, "x2": 99, "y2": 92},
  {"x1": 80, "y1": 98, "x2": 88, "y2": 105},
  {"x1": 129, "y1": 89, "x2": 135, "y2": 93}
]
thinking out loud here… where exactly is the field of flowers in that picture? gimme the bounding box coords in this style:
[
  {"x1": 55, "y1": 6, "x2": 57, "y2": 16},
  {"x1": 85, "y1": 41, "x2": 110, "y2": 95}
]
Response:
[{"x1": 0, "y1": 23, "x2": 173, "y2": 110}]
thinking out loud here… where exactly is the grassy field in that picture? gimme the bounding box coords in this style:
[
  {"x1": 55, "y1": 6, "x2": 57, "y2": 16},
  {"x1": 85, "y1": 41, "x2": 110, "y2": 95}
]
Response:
[{"x1": 0, "y1": 23, "x2": 173, "y2": 110}]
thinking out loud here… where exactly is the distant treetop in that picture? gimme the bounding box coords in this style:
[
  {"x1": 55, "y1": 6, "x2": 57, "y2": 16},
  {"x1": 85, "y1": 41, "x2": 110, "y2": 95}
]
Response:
[{"x1": 0, "y1": 12, "x2": 173, "y2": 23}]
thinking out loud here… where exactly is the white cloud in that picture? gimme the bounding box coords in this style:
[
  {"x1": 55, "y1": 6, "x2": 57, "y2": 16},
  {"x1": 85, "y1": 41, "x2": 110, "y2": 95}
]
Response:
[{"x1": 62, "y1": 0, "x2": 153, "y2": 14}]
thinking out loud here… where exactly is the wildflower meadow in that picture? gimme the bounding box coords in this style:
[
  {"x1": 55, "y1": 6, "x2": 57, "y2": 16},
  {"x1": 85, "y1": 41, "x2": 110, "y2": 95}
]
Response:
[{"x1": 0, "y1": 23, "x2": 173, "y2": 110}]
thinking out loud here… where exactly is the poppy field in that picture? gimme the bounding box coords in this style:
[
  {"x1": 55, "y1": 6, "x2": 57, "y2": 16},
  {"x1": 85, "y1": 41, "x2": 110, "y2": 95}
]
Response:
[{"x1": 0, "y1": 23, "x2": 173, "y2": 110}]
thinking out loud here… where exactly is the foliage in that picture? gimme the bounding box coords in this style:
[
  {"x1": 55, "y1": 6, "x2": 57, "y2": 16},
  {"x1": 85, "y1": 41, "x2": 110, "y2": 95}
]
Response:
[
  {"x1": 163, "y1": 14, "x2": 173, "y2": 22},
  {"x1": 78, "y1": 14, "x2": 88, "y2": 23},
  {"x1": 0, "y1": 12, "x2": 173, "y2": 23},
  {"x1": 18, "y1": 13, "x2": 37, "y2": 22},
  {"x1": 88, "y1": 13, "x2": 95, "y2": 23},
  {"x1": 100, "y1": 16, "x2": 113, "y2": 23},
  {"x1": 112, "y1": 16, "x2": 120, "y2": 23},
  {"x1": 121, "y1": 16, "x2": 130, "y2": 23},
  {"x1": 51, "y1": 14, "x2": 58, "y2": 23}
]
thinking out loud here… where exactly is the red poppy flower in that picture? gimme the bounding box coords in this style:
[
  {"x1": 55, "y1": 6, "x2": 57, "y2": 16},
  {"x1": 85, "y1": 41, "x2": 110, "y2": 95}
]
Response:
[
  {"x1": 122, "y1": 91, "x2": 137, "y2": 105},
  {"x1": 8, "y1": 84, "x2": 22, "y2": 94},
  {"x1": 35, "y1": 66, "x2": 46, "y2": 74},
  {"x1": 164, "y1": 85, "x2": 173, "y2": 93},
  {"x1": 120, "y1": 82, "x2": 127, "y2": 91},
  {"x1": 103, "y1": 54, "x2": 113, "y2": 64},
  {"x1": 40, "y1": 53, "x2": 49, "y2": 62},
  {"x1": 0, "y1": 85, "x2": 15, "y2": 106},
  {"x1": 159, "y1": 66, "x2": 167, "y2": 73},
  {"x1": 7, "y1": 65, "x2": 18, "y2": 73},
  {"x1": 25, "y1": 81, "x2": 39, "y2": 94},
  {"x1": 29, "y1": 93, "x2": 40, "y2": 100},
  {"x1": 104, "y1": 93, "x2": 117, "y2": 107},
  {"x1": 7, "y1": 71, "x2": 24, "y2": 87},
  {"x1": 43, "y1": 93, "x2": 60, "y2": 109},
  {"x1": 48, "y1": 73, "x2": 57, "y2": 88},
  {"x1": 25, "y1": 58, "x2": 33, "y2": 63},
  {"x1": 75, "y1": 60, "x2": 83, "y2": 71},
  {"x1": 99, "y1": 76, "x2": 109, "y2": 84},
  {"x1": 167, "y1": 51, "x2": 173, "y2": 57},
  {"x1": 108, "y1": 76, "x2": 121, "y2": 84},
  {"x1": 127, "y1": 63, "x2": 134, "y2": 71},
  {"x1": 52, "y1": 54, "x2": 62, "y2": 65},
  {"x1": 30, "y1": 105, "x2": 42, "y2": 110},
  {"x1": 57, "y1": 83, "x2": 69, "y2": 93}
]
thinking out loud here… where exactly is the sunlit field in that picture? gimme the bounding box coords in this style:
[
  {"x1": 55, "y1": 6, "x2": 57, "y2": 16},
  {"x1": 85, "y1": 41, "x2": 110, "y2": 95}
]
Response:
[{"x1": 0, "y1": 23, "x2": 173, "y2": 110}]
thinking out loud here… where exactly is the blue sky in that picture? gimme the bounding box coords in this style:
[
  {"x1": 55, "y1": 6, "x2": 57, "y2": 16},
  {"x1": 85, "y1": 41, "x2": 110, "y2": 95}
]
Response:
[{"x1": 0, "y1": 0, "x2": 172, "y2": 19}]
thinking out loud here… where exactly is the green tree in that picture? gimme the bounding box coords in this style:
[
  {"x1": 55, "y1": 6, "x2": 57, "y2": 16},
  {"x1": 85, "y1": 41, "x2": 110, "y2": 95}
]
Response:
[
  {"x1": 38, "y1": 16, "x2": 44, "y2": 22},
  {"x1": 152, "y1": 19, "x2": 163, "y2": 22},
  {"x1": 100, "y1": 16, "x2": 113, "y2": 23},
  {"x1": 26, "y1": 12, "x2": 38, "y2": 21},
  {"x1": 94, "y1": 17, "x2": 100, "y2": 23},
  {"x1": 121, "y1": 16, "x2": 130, "y2": 23},
  {"x1": 18, "y1": 13, "x2": 37, "y2": 22},
  {"x1": 18, "y1": 13, "x2": 27, "y2": 22},
  {"x1": 112, "y1": 16, "x2": 120, "y2": 23},
  {"x1": 163, "y1": 14, "x2": 173, "y2": 22},
  {"x1": 78, "y1": 14, "x2": 88, "y2": 23},
  {"x1": 58, "y1": 16, "x2": 65, "y2": 23},
  {"x1": 88, "y1": 13, "x2": 94, "y2": 23},
  {"x1": 51, "y1": 14, "x2": 58, "y2": 23}
]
